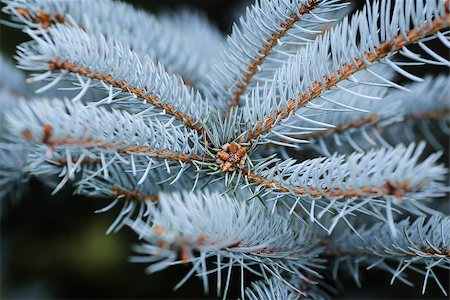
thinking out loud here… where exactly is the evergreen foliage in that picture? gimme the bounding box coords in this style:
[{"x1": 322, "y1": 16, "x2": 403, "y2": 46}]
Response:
[{"x1": 1, "y1": 0, "x2": 449, "y2": 298}]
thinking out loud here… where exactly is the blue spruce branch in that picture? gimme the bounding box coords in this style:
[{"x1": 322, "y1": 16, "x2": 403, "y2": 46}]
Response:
[{"x1": 0, "y1": 0, "x2": 449, "y2": 298}]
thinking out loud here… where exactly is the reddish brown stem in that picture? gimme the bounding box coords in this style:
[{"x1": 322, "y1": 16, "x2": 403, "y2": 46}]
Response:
[
  {"x1": 23, "y1": 124, "x2": 202, "y2": 164},
  {"x1": 112, "y1": 186, "x2": 159, "y2": 202},
  {"x1": 230, "y1": 0, "x2": 320, "y2": 107},
  {"x1": 16, "y1": 8, "x2": 66, "y2": 29},
  {"x1": 320, "y1": 239, "x2": 450, "y2": 258},
  {"x1": 246, "y1": 172, "x2": 411, "y2": 200},
  {"x1": 275, "y1": 108, "x2": 450, "y2": 143},
  {"x1": 299, "y1": 114, "x2": 378, "y2": 140}
]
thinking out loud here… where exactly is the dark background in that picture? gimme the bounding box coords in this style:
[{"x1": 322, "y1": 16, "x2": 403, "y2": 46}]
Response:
[{"x1": 1, "y1": 1, "x2": 449, "y2": 299}]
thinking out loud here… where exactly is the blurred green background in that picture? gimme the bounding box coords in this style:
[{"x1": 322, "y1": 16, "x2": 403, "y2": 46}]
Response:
[{"x1": 0, "y1": 1, "x2": 448, "y2": 299}]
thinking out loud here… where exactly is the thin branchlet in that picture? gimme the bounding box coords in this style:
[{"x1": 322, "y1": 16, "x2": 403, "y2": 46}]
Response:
[
  {"x1": 15, "y1": 7, "x2": 67, "y2": 28},
  {"x1": 112, "y1": 186, "x2": 159, "y2": 202},
  {"x1": 293, "y1": 114, "x2": 378, "y2": 141},
  {"x1": 248, "y1": 142, "x2": 447, "y2": 215},
  {"x1": 322, "y1": 242, "x2": 450, "y2": 259},
  {"x1": 22, "y1": 123, "x2": 202, "y2": 164},
  {"x1": 324, "y1": 216, "x2": 450, "y2": 294},
  {"x1": 245, "y1": 8, "x2": 450, "y2": 142},
  {"x1": 6, "y1": 1, "x2": 223, "y2": 86},
  {"x1": 48, "y1": 58, "x2": 204, "y2": 134},
  {"x1": 129, "y1": 191, "x2": 323, "y2": 297},
  {"x1": 230, "y1": 0, "x2": 320, "y2": 107},
  {"x1": 285, "y1": 109, "x2": 449, "y2": 142},
  {"x1": 246, "y1": 171, "x2": 412, "y2": 200},
  {"x1": 50, "y1": 156, "x2": 100, "y2": 168}
]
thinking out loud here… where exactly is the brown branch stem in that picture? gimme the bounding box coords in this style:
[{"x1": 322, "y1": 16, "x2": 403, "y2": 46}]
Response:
[
  {"x1": 319, "y1": 239, "x2": 450, "y2": 259},
  {"x1": 22, "y1": 124, "x2": 202, "y2": 164},
  {"x1": 298, "y1": 114, "x2": 378, "y2": 140},
  {"x1": 395, "y1": 109, "x2": 450, "y2": 124},
  {"x1": 44, "y1": 156, "x2": 159, "y2": 202},
  {"x1": 16, "y1": 8, "x2": 67, "y2": 29},
  {"x1": 230, "y1": 0, "x2": 320, "y2": 107},
  {"x1": 49, "y1": 156, "x2": 101, "y2": 168},
  {"x1": 112, "y1": 186, "x2": 159, "y2": 202},
  {"x1": 276, "y1": 108, "x2": 450, "y2": 143},
  {"x1": 246, "y1": 171, "x2": 412, "y2": 200}
]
